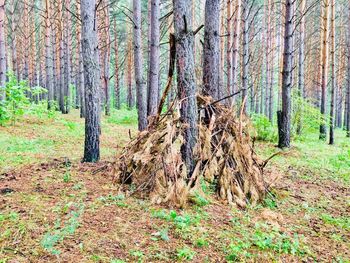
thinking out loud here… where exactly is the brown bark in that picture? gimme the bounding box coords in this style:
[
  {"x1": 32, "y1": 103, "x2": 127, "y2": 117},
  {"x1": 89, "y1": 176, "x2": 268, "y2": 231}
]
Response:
[
  {"x1": 203, "y1": 0, "x2": 220, "y2": 100},
  {"x1": 319, "y1": 0, "x2": 330, "y2": 140},
  {"x1": 133, "y1": 0, "x2": 147, "y2": 130},
  {"x1": 173, "y1": 0, "x2": 198, "y2": 177},
  {"x1": 81, "y1": 0, "x2": 101, "y2": 162},
  {"x1": 278, "y1": 0, "x2": 293, "y2": 149}
]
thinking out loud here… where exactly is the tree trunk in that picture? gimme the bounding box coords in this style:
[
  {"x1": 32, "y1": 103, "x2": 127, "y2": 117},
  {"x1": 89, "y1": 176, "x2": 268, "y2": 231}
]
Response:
[
  {"x1": 278, "y1": 0, "x2": 293, "y2": 149},
  {"x1": 241, "y1": 0, "x2": 249, "y2": 114},
  {"x1": 64, "y1": 0, "x2": 72, "y2": 114},
  {"x1": 319, "y1": 0, "x2": 330, "y2": 140},
  {"x1": 0, "y1": 0, "x2": 6, "y2": 101},
  {"x1": 133, "y1": 0, "x2": 147, "y2": 130},
  {"x1": 173, "y1": 0, "x2": 198, "y2": 177},
  {"x1": 147, "y1": 0, "x2": 160, "y2": 116},
  {"x1": 329, "y1": 0, "x2": 335, "y2": 145},
  {"x1": 297, "y1": 0, "x2": 306, "y2": 135},
  {"x1": 347, "y1": 1, "x2": 350, "y2": 137},
  {"x1": 102, "y1": 3, "x2": 111, "y2": 116},
  {"x1": 203, "y1": 0, "x2": 220, "y2": 99},
  {"x1": 114, "y1": 19, "x2": 120, "y2": 110},
  {"x1": 81, "y1": 0, "x2": 101, "y2": 162},
  {"x1": 226, "y1": 0, "x2": 232, "y2": 97},
  {"x1": 231, "y1": 0, "x2": 241, "y2": 99},
  {"x1": 45, "y1": 0, "x2": 54, "y2": 109}
]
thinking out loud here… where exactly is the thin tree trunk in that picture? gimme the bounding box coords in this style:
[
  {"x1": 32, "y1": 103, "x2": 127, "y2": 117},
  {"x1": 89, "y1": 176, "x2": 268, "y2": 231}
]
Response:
[
  {"x1": 231, "y1": 0, "x2": 241, "y2": 99},
  {"x1": 347, "y1": 0, "x2": 350, "y2": 137},
  {"x1": 148, "y1": 0, "x2": 160, "y2": 116},
  {"x1": 81, "y1": 0, "x2": 101, "y2": 162},
  {"x1": 277, "y1": 0, "x2": 293, "y2": 149},
  {"x1": 297, "y1": 0, "x2": 306, "y2": 135},
  {"x1": 319, "y1": 0, "x2": 330, "y2": 140},
  {"x1": 133, "y1": 0, "x2": 147, "y2": 130},
  {"x1": 114, "y1": 19, "x2": 120, "y2": 110},
  {"x1": 173, "y1": 0, "x2": 198, "y2": 178},
  {"x1": 0, "y1": 0, "x2": 6, "y2": 101},
  {"x1": 45, "y1": 0, "x2": 54, "y2": 109},
  {"x1": 241, "y1": 0, "x2": 249, "y2": 114},
  {"x1": 203, "y1": 0, "x2": 220, "y2": 99},
  {"x1": 226, "y1": 0, "x2": 232, "y2": 97},
  {"x1": 329, "y1": 0, "x2": 335, "y2": 145}
]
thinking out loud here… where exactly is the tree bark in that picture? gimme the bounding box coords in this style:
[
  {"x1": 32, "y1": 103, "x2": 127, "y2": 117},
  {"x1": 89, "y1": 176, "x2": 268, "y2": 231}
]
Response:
[
  {"x1": 114, "y1": 19, "x2": 120, "y2": 110},
  {"x1": 226, "y1": 0, "x2": 232, "y2": 97},
  {"x1": 133, "y1": 0, "x2": 147, "y2": 130},
  {"x1": 319, "y1": 0, "x2": 330, "y2": 140},
  {"x1": 231, "y1": 0, "x2": 241, "y2": 99},
  {"x1": 329, "y1": 0, "x2": 335, "y2": 145},
  {"x1": 0, "y1": 0, "x2": 6, "y2": 101},
  {"x1": 45, "y1": 0, "x2": 54, "y2": 109},
  {"x1": 147, "y1": 0, "x2": 160, "y2": 116},
  {"x1": 81, "y1": 0, "x2": 101, "y2": 162},
  {"x1": 297, "y1": 0, "x2": 306, "y2": 135},
  {"x1": 241, "y1": 0, "x2": 249, "y2": 114},
  {"x1": 278, "y1": 0, "x2": 293, "y2": 149},
  {"x1": 203, "y1": 0, "x2": 220, "y2": 100},
  {"x1": 347, "y1": 1, "x2": 350, "y2": 137},
  {"x1": 173, "y1": 0, "x2": 198, "y2": 177}
]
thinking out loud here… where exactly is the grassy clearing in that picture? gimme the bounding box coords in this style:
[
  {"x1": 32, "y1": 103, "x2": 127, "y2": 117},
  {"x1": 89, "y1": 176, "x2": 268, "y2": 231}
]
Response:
[{"x1": 0, "y1": 112, "x2": 349, "y2": 262}]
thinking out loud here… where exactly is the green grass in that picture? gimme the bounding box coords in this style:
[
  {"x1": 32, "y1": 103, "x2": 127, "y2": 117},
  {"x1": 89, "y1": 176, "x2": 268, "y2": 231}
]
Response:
[{"x1": 258, "y1": 129, "x2": 350, "y2": 184}]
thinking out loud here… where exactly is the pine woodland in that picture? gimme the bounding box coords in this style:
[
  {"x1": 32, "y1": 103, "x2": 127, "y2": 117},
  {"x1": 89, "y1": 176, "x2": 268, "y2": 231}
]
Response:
[{"x1": 0, "y1": 0, "x2": 349, "y2": 262}]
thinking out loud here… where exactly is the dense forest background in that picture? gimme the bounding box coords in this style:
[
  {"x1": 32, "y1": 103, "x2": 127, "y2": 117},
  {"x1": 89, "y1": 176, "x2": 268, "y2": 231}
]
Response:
[{"x1": 0, "y1": 0, "x2": 349, "y2": 144}]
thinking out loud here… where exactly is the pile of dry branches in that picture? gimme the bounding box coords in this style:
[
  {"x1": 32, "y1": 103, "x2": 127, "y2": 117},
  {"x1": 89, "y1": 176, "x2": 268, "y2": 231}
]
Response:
[{"x1": 113, "y1": 95, "x2": 267, "y2": 208}]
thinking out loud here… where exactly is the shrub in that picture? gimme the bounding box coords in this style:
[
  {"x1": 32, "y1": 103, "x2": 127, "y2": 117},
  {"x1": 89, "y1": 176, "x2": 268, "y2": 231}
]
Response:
[{"x1": 251, "y1": 114, "x2": 277, "y2": 142}]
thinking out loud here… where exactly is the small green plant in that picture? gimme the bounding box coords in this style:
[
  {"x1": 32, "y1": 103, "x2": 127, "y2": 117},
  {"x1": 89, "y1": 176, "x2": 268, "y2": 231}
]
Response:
[
  {"x1": 320, "y1": 214, "x2": 350, "y2": 230},
  {"x1": 151, "y1": 228, "x2": 170, "y2": 242},
  {"x1": 41, "y1": 203, "x2": 84, "y2": 255},
  {"x1": 194, "y1": 237, "x2": 209, "y2": 248},
  {"x1": 151, "y1": 209, "x2": 201, "y2": 229},
  {"x1": 129, "y1": 250, "x2": 144, "y2": 262},
  {"x1": 176, "y1": 246, "x2": 196, "y2": 261},
  {"x1": 111, "y1": 259, "x2": 126, "y2": 263},
  {"x1": 0, "y1": 74, "x2": 30, "y2": 125},
  {"x1": 251, "y1": 114, "x2": 277, "y2": 142},
  {"x1": 97, "y1": 194, "x2": 127, "y2": 207},
  {"x1": 63, "y1": 171, "x2": 71, "y2": 183}
]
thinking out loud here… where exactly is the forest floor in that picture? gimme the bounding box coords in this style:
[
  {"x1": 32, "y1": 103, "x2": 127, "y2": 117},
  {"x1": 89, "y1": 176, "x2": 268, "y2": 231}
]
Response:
[{"x1": 0, "y1": 110, "x2": 349, "y2": 263}]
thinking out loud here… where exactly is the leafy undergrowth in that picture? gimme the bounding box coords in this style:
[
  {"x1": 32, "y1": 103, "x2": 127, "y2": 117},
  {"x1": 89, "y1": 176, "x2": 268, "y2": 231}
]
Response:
[{"x1": 0, "y1": 112, "x2": 349, "y2": 262}]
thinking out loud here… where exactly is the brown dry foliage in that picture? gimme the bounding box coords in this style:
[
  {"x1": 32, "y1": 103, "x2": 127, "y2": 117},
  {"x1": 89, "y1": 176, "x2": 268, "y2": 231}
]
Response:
[{"x1": 113, "y1": 95, "x2": 267, "y2": 208}]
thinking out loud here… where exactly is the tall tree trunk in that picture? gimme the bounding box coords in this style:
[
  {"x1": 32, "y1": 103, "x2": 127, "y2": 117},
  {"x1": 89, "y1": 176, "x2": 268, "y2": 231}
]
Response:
[
  {"x1": 0, "y1": 0, "x2": 6, "y2": 101},
  {"x1": 81, "y1": 0, "x2": 101, "y2": 162},
  {"x1": 297, "y1": 0, "x2": 306, "y2": 135},
  {"x1": 329, "y1": 0, "x2": 335, "y2": 144},
  {"x1": 133, "y1": 0, "x2": 147, "y2": 130},
  {"x1": 231, "y1": 0, "x2": 241, "y2": 98},
  {"x1": 64, "y1": 0, "x2": 71, "y2": 114},
  {"x1": 45, "y1": 0, "x2": 54, "y2": 109},
  {"x1": 173, "y1": 0, "x2": 198, "y2": 177},
  {"x1": 114, "y1": 20, "x2": 120, "y2": 110},
  {"x1": 268, "y1": 1, "x2": 275, "y2": 122},
  {"x1": 203, "y1": 0, "x2": 220, "y2": 99},
  {"x1": 264, "y1": 1, "x2": 271, "y2": 117},
  {"x1": 147, "y1": 0, "x2": 160, "y2": 116},
  {"x1": 347, "y1": 1, "x2": 350, "y2": 137},
  {"x1": 226, "y1": 0, "x2": 232, "y2": 97},
  {"x1": 241, "y1": 0, "x2": 249, "y2": 114},
  {"x1": 319, "y1": 0, "x2": 330, "y2": 140},
  {"x1": 102, "y1": 3, "x2": 111, "y2": 116},
  {"x1": 277, "y1": 0, "x2": 293, "y2": 148}
]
